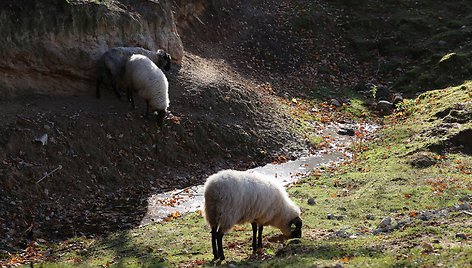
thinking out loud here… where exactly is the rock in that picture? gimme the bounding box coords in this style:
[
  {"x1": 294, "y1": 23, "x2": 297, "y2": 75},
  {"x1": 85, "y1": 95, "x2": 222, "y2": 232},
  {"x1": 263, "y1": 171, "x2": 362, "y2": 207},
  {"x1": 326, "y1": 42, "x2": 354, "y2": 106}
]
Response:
[
  {"x1": 337, "y1": 126, "x2": 355, "y2": 136},
  {"x1": 392, "y1": 93, "x2": 404, "y2": 107},
  {"x1": 455, "y1": 233, "x2": 467, "y2": 240},
  {"x1": 421, "y1": 242, "x2": 434, "y2": 253},
  {"x1": 438, "y1": 53, "x2": 466, "y2": 71},
  {"x1": 419, "y1": 211, "x2": 433, "y2": 221},
  {"x1": 331, "y1": 229, "x2": 350, "y2": 238},
  {"x1": 366, "y1": 214, "x2": 375, "y2": 220},
  {"x1": 336, "y1": 215, "x2": 344, "y2": 221},
  {"x1": 307, "y1": 198, "x2": 316, "y2": 205},
  {"x1": 395, "y1": 219, "x2": 410, "y2": 229},
  {"x1": 454, "y1": 202, "x2": 471, "y2": 211},
  {"x1": 329, "y1": 98, "x2": 342, "y2": 107},
  {"x1": 353, "y1": 82, "x2": 370, "y2": 92},
  {"x1": 375, "y1": 85, "x2": 391, "y2": 101},
  {"x1": 34, "y1": 134, "x2": 48, "y2": 146},
  {"x1": 379, "y1": 217, "x2": 392, "y2": 229},
  {"x1": 327, "y1": 214, "x2": 335, "y2": 220},
  {"x1": 377, "y1": 100, "x2": 394, "y2": 115},
  {"x1": 407, "y1": 152, "x2": 437, "y2": 168}
]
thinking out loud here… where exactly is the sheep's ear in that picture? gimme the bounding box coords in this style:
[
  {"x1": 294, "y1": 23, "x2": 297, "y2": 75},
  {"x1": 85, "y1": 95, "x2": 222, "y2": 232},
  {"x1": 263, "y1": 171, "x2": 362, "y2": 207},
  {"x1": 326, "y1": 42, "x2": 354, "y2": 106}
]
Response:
[{"x1": 290, "y1": 217, "x2": 302, "y2": 228}]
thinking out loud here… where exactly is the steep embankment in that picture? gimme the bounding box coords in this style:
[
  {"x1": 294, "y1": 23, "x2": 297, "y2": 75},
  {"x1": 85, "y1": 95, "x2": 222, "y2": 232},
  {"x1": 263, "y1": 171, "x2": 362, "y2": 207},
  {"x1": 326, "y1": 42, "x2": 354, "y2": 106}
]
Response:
[{"x1": 0, "y1": 0, "x2": 183, "y2": 96}]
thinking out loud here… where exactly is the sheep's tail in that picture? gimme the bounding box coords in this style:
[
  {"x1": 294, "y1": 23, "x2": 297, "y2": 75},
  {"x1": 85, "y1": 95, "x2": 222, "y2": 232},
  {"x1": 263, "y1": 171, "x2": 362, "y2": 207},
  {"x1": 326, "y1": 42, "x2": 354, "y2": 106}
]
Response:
[{"x1": 203, "y1": 197, "x2": 219, "y2": 229}]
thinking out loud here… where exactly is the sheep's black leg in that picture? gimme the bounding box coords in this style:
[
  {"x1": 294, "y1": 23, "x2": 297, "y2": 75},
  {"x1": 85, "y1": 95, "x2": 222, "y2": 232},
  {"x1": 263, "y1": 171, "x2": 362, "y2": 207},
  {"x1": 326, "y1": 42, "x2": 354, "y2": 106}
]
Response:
[
  {"x1": 145, "y1": 100, "x2": 150, "y2": 117},
  {"x1": 217, "y1": 230, "x2": 225, "y2": 260},
  {"x1": 157, "y1": 110, "x2": 166, "y2": 127},
  {"x1": 127, "y1": 89, "x2": 135, "y2": 109},
  {"x1": 96, "y1": 75, "x2": 103, "y2": 99},
  {"x1": 111, "y1": 79, "x2": 122, "y2": 99},
  {"x1": 211, "y1": 228, "x2": 218, "y2": 260},
  {"x1": 252, "y1": 222, "x2": 257, "y2": 252},
  {"x1": 258, "y1": 225, "x2": 264, "y2": 249}
]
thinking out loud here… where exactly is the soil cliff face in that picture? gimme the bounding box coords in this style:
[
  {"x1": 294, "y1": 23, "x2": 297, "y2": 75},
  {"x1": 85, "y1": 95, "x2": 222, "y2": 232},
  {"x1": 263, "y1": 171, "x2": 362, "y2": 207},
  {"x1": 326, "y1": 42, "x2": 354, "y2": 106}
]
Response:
[{"x1": 0, "y1": 0, "x2": 185, "y2": 96}]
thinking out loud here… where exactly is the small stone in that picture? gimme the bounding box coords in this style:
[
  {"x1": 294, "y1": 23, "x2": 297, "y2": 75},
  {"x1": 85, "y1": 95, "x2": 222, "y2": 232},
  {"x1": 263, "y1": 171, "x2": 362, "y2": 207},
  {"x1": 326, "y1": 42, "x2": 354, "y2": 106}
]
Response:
[
  {"x1": 336, "y1": 215, "x2": 344, "y2": 221},
  {"x1": 392, "y1": 93, "x2": 404, "y2": 107},
  {"x1": 375, "y1": 85, "x2": 391, "y2": 101},
  {"x1": 377, "y1": 100, "x2": 394, "y2": 115},
  {"x1": 379, "y1": 217, "x2": 392, "y2": 228},
  {"x1": 408, "y1": 152, "x2": 437, "y2": 168},
  {"x1": 307, "y1": 198, "x2": 316, "y2": 205},
  {"x1": 34, "y1": 133, "x2": 48, "y2": 146},
  {"x1": 329, "y1": 98, "x2": 342, "y2": 107},
  {"x1": 327, "y1": 214, "x2": 335, "y2": 220},
  {"x1": 455, "y1": 233, "x2": 467, "y2": 240},
  {"x1": 420, "y1": 211, "x2": 433, "y2": 221},
  {"x1": 366, "y1": 214, "x2": 375, "y2": 220},
  {"x1": 457, "y1": 202, "x2": 471, "y2": 211},
  {"x1": 353, "y1": 83, "x2": 370, "y2": 92},
  {"x1": 337, "y1": 127, "x2": 355, "y2": 136},
  {"x1": 422, "y1": 242, "x2": 433, "y2": 252}
]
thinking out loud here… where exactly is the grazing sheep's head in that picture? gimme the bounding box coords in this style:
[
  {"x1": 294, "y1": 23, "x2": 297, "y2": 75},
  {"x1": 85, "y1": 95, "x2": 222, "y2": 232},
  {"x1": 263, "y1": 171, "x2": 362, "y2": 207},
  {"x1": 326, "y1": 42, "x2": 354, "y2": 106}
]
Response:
[
  {"x1": 288, "y1": 216, "x2": 302, "y2": 238},
  {"x1": 157, "y1": 49, "x2": 172, "y2": 71}
]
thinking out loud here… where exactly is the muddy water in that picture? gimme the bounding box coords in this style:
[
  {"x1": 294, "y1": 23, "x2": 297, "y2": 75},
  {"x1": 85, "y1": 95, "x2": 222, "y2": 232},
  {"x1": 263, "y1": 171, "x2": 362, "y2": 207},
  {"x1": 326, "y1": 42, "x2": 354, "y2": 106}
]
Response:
[{"x1": 140, "y1": 123, "x2": 379, "y2": 226}]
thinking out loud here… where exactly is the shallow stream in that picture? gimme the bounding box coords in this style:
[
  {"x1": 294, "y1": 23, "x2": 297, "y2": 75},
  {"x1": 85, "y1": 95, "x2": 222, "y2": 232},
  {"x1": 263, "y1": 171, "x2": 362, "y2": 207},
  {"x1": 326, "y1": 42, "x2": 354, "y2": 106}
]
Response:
[{"x1": 140, "y1": 122, "x2": 379, "y2": 226}]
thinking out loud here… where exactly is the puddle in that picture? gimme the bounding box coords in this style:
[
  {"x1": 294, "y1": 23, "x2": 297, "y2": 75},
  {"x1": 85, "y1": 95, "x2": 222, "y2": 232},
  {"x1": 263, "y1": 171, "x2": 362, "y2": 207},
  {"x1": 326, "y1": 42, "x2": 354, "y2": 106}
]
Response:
[{"x1": 140, "y1": 122, "x2": 379, "y2": 226}]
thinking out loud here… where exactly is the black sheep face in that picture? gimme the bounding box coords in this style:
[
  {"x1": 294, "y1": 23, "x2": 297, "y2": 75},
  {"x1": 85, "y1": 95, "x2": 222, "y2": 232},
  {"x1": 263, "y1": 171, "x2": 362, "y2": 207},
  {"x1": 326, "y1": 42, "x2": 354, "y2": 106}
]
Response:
[
  {"x1": 289, "y1": 216, "x2": 302, "y2": 238},
  {"x1": 157, "y1": 49, "x2": 172, "y2": 71},
  {"x1": 163, "y1": 53, "x2": 172, "y2": 71}
]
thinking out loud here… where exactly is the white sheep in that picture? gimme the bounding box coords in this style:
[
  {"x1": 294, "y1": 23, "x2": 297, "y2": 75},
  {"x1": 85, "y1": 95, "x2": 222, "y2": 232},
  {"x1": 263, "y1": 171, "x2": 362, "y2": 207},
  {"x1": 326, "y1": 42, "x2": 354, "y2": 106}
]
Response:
[
  {"x1": 123, "y1": 54, "x2": 169, "y2": 125},
  {"x1": 204, "y1": 169, "x2": 302, "y2": 260},
  {"x1": 95, "y1": 47, "x2": 171, "y2": 100}
]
